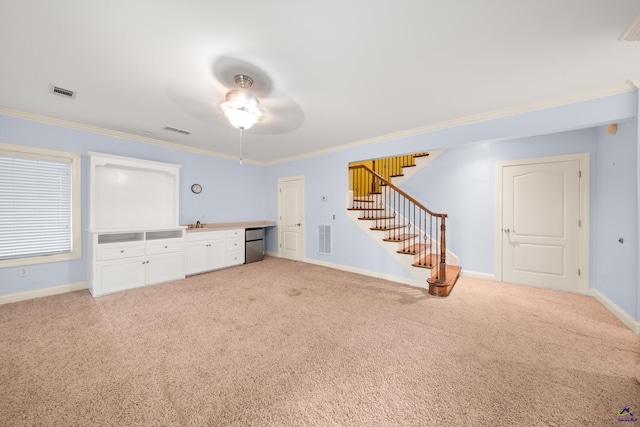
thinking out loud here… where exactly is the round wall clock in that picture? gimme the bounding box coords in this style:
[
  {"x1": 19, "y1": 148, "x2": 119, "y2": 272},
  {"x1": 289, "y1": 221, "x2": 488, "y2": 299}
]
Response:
[{"x1": 191, "y1": 183, "x2": 202, "y2": 194}]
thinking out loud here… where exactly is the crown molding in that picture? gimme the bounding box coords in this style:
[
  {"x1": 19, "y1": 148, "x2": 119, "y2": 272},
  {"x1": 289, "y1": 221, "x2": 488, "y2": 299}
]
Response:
[
  {"x1": 0, "y1": 107, "x2": 261, "y2": 165},
  {"x1": 265, "y1": 81, "x2": 637, "y2": 166},
  {"x1": 2, "y1": 79, "x2": 637, "y2": 168},
  {"x1": 628, "y1": 77, "x2": 640, "y2": 89}
]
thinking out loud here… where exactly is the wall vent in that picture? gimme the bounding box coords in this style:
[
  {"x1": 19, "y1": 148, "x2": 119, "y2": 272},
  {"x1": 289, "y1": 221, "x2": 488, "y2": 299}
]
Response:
[
  {"x1": 49, "y1": 85, "x2": 76, "y2": 99},
  {"x1": 164, "y1": 126, "x2": 191, "y2": 135},
  {"x1": 318, "y1": 225, "x2": 332, "y2": 255}
]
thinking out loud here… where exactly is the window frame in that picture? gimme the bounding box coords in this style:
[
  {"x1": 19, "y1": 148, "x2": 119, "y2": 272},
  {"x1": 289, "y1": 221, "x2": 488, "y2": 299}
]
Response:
[{"x1": 0, "y1": 142, "x2": 82, "y2": 268}]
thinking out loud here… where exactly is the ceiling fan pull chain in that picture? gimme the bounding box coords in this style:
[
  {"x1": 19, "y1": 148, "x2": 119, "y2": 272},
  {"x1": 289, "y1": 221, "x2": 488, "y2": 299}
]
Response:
[{"x1": 239, "y1": 127, "x2": 243, "y2": 165}]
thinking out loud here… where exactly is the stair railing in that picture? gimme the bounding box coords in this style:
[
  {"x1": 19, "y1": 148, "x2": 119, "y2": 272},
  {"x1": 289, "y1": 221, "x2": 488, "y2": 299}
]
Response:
[
  {"x1": 373, "y1": 154, "x2": 418, "y2": 182},
  {"x1": 349, "y1": 164, "x2": 449, "y2": 283}
]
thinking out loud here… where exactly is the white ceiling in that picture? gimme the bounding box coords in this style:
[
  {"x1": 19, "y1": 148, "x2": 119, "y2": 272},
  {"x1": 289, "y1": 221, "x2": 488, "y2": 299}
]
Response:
[{"x1": 1, "y1": 0, "x2": 639, "y2": 164}]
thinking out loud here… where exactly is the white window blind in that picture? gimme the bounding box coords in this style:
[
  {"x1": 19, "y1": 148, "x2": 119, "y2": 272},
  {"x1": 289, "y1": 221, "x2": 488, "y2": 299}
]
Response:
[{"x1": 0, "y1": 155, "x2": 73, "y2": 260}]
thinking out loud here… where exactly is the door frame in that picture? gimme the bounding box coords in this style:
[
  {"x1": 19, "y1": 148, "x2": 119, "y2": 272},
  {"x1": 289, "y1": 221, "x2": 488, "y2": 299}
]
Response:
[
  {"x1": 277, "y1": 175, "x2": 305, "y2": 259},
  {"x1": 495, "y1": 153, "x2": 590, "y2": 294}
]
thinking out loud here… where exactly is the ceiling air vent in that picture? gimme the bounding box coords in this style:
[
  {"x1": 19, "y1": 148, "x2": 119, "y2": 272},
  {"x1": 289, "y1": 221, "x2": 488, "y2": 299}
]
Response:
[
  {"x1": 49, "y1": 85, "x2": 76, "y2": 99},
  {"x1": 163, "y1": 126, "x2": 191, "y2": 135}
]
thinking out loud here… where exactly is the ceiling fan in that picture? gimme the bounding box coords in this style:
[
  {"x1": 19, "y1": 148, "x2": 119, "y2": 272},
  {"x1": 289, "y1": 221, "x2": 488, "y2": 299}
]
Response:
[
  {"x1": 220, "y1": 73, "x2": 262, "y2": 130},
  {"x1": 166, "y1": 56, "x2": 304, "y2": 136}
]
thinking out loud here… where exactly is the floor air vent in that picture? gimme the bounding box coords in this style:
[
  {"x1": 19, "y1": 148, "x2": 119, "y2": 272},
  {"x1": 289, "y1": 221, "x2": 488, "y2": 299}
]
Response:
[
  {"x1": 318, "y1": 225, "x2": 332, "y2": 255},
  {"x1": 49, "y1": 85, "x2": 76, "y2": 99}
]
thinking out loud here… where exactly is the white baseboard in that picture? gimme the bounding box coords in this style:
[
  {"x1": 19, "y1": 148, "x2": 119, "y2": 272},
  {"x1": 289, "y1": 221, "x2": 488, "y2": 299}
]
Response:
[
  {"x1": 265, "y1": 251, "x2": 279, "y2": 258},
  {"x1": 302, "y1": 257, "x2": 429, "y2": 290},
  {"x1": 590, "y1": 288, "x2": 640, "y2": 334},
  {"x1": 0, "y1": 282, "x2": 88, "y2": 305},
  {"x1": 460, "y1": 270, "x2": 496, "y2": 281}
]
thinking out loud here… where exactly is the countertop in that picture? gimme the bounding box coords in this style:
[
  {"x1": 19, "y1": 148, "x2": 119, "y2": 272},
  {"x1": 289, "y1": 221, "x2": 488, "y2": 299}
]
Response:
[{"x1": 184, "y1": 221, "x2": 276, "y2": 233}]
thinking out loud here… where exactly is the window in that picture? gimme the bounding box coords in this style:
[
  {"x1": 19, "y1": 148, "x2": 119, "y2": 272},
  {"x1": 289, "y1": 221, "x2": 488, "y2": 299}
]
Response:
[{"x1": 0, "y1": 143, "x2": 81, "y2": 267}]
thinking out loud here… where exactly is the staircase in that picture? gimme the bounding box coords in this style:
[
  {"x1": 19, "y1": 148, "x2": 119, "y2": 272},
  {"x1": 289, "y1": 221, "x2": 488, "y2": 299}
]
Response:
[{"x1": 348, "y1": 153, "x2": 460, "y2": 296}]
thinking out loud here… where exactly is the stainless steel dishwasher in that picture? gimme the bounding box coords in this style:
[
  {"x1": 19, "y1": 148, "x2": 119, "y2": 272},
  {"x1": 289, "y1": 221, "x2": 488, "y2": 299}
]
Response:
[{"x1": 245, "y1": 228, "x2": 264, "y2": 263}]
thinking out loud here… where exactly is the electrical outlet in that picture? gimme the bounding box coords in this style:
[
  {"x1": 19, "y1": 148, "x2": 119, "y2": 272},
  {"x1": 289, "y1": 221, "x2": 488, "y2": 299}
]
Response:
[{"x1": 19, "y1": 267, "x2": 29, "y2": 277}]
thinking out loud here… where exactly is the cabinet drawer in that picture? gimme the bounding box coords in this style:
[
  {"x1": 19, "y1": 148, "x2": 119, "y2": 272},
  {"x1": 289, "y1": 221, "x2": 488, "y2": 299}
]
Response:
[
  {"x1": 226, "y1": 251, "x2": 245, "y2": 266},
  {"x1": 97, "y1": 242, "x2": 145, "y2": 261},
  {"x1": 226, "y1": 229, "x2": 244, "y2": 238},
  {"x1": 147, "y1": 239, "x2": 183, "y2": 255},
  {"x1": 226, "y1": 237, "x2": 244, "y2": 252},
  {"x1": 187, "y1": 230, "x2": 225, "y2": 242}
]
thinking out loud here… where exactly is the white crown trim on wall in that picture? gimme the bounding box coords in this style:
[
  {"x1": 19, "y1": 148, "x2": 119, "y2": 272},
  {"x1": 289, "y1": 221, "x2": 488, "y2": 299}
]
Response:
[{"x1": 1, "y1": 80, "x2": 637, "y2": 166}]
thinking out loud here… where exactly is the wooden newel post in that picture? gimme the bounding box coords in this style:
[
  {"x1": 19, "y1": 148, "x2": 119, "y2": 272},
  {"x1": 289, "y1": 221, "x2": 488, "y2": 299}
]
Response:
[{"x1": 438, "y1": 216, "x2": 447, "y2": 282}]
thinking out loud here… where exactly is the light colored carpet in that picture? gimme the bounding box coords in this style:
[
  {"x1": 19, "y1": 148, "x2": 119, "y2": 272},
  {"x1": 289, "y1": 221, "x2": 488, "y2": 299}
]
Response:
[{"x1": 0, "y1": 256, "x2": 638, "y2": 426}]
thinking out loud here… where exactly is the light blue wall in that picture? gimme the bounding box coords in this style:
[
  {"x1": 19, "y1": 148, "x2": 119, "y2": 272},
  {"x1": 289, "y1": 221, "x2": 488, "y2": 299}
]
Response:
[
  {"x1": 264, "y1": 152, "x2": 414, "y2": 279},
  {"x1": 0, "y1": 116, "x2": 267, "y2": 295},
  {"x1": 401, "y1": 128, "x2": 598, "y2": 274},
  {"x1": 593, "y1": 120, "x2": 638, "y2": 318},
  {"x1": 263, "y1": 91, "x2": 640, "y2": 321},
  {"x1": 2, "y1": 90, "x2": 639, "y2": 324}
]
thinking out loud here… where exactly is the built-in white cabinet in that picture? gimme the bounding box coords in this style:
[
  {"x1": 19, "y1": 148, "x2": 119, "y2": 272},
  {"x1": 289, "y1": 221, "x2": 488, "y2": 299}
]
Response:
[
  {"x1": 87, "y1": 152, "x2": 184, "y2": 297},
  {"x1": 88, "y1": 229, "x2": 185, "y2": 296},
  {"x1": 186, "y1": 229, "x2": 245, "y2": 275}
]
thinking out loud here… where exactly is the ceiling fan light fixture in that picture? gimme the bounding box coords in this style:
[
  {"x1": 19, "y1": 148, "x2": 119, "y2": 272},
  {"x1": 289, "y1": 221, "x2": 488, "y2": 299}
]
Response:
[
  {"x1": 220, "y1": 74, "x2": 263, "y2": 130},
  {"x1": 223, "y1": 107, "x2": 260, "y2": 130}
]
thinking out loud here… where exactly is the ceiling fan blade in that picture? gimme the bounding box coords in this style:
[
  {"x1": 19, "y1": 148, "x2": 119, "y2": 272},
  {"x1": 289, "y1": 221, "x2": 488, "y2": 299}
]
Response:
[{"x1": 251, "y1": 91, "x2": 305, "y2": 135}]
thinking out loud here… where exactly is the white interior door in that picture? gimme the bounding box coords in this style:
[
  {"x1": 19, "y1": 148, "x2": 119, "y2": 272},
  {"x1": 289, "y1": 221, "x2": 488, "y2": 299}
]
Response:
[
  {"x1": 501, "y1": 159, "x2": 582, "y2": 292},
  {"x1": 278, "y1": 177, "x2": 304, "y2": 261}
]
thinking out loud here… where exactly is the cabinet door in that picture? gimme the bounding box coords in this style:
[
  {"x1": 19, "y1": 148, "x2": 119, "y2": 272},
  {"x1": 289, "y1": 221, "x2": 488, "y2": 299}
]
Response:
[
  {"x1": 208, "y1": 239, "x2": 227, "y2": 270},
  {"x1": 187, "y1": 241, "x2": 209, "y2": 275},
  {"x1": 96, "y1": 258, "x2": 145, "y2": 295},
  {"x1": 147, "y1": 252, "x2": 185, "y2": 285}
]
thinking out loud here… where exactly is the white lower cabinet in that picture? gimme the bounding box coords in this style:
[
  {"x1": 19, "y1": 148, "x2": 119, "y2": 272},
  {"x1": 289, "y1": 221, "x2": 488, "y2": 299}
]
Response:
[
  {"x1": 96, "y1": 257, "x2": 146, "y2": 295},
  {"x1": 187, "y1": 232, "x2": 226, "y2": 275},
  {"x1": 226, "y1": 231, "x2": 245, "y2": 267},
  {"x1": 186, "y1": 229, "x2": 245, "y2": 275},
  {"x1": 89, "y1": 229, "x2": 185, "y2": 297}
]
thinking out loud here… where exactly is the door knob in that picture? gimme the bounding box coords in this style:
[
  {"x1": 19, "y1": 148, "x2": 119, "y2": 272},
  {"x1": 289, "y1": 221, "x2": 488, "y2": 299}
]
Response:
[{"x1": 295, "y1": 223, "x2": 301, "y2": 226}]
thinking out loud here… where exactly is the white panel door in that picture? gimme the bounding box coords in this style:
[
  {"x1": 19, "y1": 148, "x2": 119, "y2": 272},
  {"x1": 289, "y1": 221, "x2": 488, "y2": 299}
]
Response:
[
  {"x1": 502, "y1": 160, "x2": 580, "y2": 292},
  {"x1": 279, "y1": 177, "x2": 304, "y2": 261}
]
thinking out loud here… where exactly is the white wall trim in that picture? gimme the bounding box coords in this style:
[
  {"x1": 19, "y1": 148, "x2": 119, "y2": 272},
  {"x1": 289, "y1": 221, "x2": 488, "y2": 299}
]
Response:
[
  {"x1": 2, "y1": 81, "x2": 635, "y2": 167},
  {"x1": 590, "y1": 288, "x2": 640, "y2": 334},
  {"x1": 0, "y1": 282, "x2": 88, "y2": 305},
  {"x1": 460, "y1": 270, "x2": 497, "y2": 281},
  {"x1": 265, "y1": 82, "x2": 636, "y2": 166},
  {"x1": 0, "y1": 107, "x2": 262, "y2": 165},
  {"x1": 302, "y1": 257, "x2": 428, "y2": 290}
]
